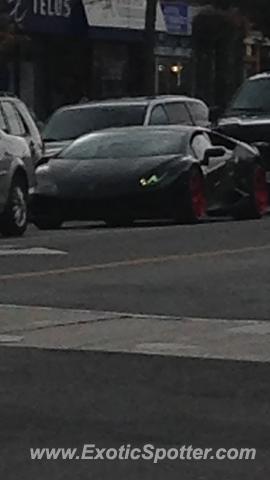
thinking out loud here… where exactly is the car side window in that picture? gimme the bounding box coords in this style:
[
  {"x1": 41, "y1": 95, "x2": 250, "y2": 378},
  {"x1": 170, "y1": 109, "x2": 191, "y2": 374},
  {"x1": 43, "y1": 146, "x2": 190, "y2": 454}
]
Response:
[
  {"x1": 191, "y1": 133, "x2": 213, "y2": 161},
  {"x1": 149, "y1": 105, "x2": 169, "y2": 125},
  {"x1": 0, "y1": 104, "x2": 8, "y2": 131},
  {"x1": 2, "y1": 102, "x2": 26, "y2": 136},
  {"x1": 14, "y1": 107, "x2": 29, "y2": 136},
  {"x1": 187, "y1": 101, "x2": 209, "y2": 127},
  {"x1": 165, "y1": 102, "x2": 193, "y2": 126}
]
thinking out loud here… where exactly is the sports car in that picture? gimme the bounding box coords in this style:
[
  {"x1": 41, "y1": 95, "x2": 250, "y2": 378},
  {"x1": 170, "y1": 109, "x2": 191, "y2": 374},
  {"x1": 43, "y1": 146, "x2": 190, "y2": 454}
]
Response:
[{"x1": 31, "y1": 126, "x2": 268, "y2": 229}]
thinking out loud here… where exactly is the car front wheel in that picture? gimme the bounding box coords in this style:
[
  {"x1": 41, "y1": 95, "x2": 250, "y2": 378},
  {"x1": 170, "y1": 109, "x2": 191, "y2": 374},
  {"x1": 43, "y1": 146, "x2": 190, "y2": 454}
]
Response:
[
  {"x1": 0, "y1": 177, "x2": 28, "y2": 237},
  {"x1": 174, "y1": 168, "x2": 206, "y2": 224}
]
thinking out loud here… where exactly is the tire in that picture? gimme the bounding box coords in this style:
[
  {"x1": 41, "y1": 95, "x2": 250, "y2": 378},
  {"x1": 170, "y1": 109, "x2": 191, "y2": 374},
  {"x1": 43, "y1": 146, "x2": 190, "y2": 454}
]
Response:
[
  {"x1": 0, "y1": 177, "x2": 28, "y2": 237},
  {"x1": 33, "y1": 215, "x2": 63, "y2": 230},
  {"x1": 174, "y1": 168, "x2": 206, "y2": 224},
  {"x1": 233, "y1": 166, "x2": 268, "y2": 220}
]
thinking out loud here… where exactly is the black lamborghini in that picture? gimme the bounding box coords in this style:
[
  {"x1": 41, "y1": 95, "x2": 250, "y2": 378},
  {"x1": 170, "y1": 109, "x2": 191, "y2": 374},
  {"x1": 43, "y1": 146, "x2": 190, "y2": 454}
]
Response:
[{"x1": 31, "y1": 126, "x2": 268, "y2": 229}]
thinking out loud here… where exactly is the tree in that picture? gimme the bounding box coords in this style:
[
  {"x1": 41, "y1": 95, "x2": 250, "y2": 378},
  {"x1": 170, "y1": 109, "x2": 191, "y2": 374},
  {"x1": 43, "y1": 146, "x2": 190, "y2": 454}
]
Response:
[
  {"x1": 144, "y1": 0, "x2": 158, "y2": 95},
  {"x1": 0, "y1": 1, "x2": 14, "y2": 55},
  {"x1": 196, "y1": 0, "x2": 270, "y2": 36},
  {"x1": 193, "y1": 6, "x2": 247, "y2": 107},
  {"x1": 0, "y1": 1, "x2": 26, "y2": 58},
  {"x1": 0, "y1": 2, "x2": 30, "y2": 93}
]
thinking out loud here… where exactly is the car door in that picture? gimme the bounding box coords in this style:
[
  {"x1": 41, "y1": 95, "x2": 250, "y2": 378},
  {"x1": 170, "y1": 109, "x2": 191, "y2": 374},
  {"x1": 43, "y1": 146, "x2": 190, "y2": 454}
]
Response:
[
  {"x1": 190, "y1": 131, "x2": 234, "y2": 208},
  {"x1": 1, "y1": 101, "x2": 37, "y2": 162},
  {"x1": 15, "y1": 101, "x2": 43, "y2": 164}
]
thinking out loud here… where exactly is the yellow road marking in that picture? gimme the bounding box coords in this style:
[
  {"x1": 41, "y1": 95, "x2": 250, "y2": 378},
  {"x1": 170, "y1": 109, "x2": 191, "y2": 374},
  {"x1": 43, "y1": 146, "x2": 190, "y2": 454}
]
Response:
[{"x1": 0, "y1": 244, "x2": 269, "y2": 282}]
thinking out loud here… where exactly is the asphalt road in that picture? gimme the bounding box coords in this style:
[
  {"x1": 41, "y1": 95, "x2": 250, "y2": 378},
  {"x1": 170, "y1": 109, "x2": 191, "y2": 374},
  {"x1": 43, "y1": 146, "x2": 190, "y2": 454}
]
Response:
[
  {"x1": 1, "y1": 348, "x2": 270, "y2": 480},
  {"x1": 0, "y1": 217, "x2": 270, "y2": 319},
  {"x1": 1, "y1": 218, "x2": 270, "y2": 479}
]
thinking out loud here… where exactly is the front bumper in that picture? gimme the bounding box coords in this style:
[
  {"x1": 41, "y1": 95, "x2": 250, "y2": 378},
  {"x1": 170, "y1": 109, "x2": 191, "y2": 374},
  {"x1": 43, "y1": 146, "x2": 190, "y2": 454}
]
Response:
[{"x1": 30, "y1": 187, "x2": 178, "y2": 222}]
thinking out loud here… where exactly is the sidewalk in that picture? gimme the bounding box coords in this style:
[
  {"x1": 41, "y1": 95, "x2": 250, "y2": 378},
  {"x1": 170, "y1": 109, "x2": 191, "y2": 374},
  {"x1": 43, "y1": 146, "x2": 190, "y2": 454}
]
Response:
[
  {"x1": 0, "y1": 304, "x2": 270, "y2": 362},
  {"x1": 1, "y1": 305, "x2": 270, "y2": 478}
]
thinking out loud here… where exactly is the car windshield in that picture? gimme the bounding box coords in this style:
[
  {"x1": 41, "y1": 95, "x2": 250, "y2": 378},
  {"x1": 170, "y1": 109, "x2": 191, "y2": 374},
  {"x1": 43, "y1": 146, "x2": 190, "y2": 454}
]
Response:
[
  {"x1": 227, "y1": 78, "x2": 270, "y2": 115},
  {"x1": 42, "y1": 105, "x2": 147, "y2": 141},
  {"x1": 58, "y1": 130, "x2": 188, "y2": 160}
]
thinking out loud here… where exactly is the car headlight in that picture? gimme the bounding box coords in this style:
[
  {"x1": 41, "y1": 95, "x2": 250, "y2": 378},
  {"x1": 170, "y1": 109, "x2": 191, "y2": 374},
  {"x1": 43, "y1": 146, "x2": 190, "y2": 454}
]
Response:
[{"x1": 140, "y1": 172, "x2": 168, "y2": 187}]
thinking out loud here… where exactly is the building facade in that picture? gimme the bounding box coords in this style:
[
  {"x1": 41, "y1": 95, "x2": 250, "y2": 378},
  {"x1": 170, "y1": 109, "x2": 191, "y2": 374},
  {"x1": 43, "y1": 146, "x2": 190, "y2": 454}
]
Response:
[{"x1": 3, "y1": 0, "x2": 198, "y2": 119}]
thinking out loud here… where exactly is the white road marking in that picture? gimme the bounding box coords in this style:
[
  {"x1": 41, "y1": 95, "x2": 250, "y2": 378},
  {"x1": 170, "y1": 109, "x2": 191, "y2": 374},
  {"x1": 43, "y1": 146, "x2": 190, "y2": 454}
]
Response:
[
  {"x1": 0, "y1": 247, "x2": 67, "y2": 256},
  {"x1": 0, "y1": 335, "x2": 24, "y2": 343}
]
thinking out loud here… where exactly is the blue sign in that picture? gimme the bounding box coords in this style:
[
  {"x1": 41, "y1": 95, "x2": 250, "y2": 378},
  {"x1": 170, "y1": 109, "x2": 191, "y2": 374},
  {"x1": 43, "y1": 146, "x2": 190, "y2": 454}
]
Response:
[
  {"x1": 161, "y1": 1, "x2": 191, "y2": 36},
  {"x1": 6, "y1": 0, "x2": 87, "y2": 35}
]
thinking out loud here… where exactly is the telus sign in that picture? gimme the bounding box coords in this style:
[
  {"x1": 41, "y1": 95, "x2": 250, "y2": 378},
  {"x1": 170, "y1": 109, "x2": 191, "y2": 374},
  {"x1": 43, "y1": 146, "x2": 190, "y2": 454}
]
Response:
[
  {"x1": 6, "y1": 0, "x2": 87, "y2": 34},
  {"x1": 32, "y1": 0, "x2": 71, "y2": 17}
]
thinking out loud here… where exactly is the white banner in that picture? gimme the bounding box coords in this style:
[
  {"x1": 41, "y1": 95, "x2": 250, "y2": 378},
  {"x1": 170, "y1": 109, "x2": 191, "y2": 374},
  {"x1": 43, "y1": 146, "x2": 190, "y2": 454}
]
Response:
[{"x1": 82, "y1": 0, "x2": 167, "y2": 31}]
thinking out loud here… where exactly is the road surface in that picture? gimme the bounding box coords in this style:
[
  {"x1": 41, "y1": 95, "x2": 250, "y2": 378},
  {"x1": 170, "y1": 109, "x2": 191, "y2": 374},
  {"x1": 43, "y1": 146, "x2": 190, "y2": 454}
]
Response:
[
  {"x1": 0, "y1": 218, "x2": 270, "y2": 318},
  {"x1": 0, "y1": 218, "x2": 270, "y2": 479}
]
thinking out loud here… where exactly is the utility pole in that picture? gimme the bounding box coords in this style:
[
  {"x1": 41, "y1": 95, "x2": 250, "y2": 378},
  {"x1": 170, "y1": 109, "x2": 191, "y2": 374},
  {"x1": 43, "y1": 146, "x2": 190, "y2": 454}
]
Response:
[{"x1": 144, "y1": 0, "x2": 158, "y2": 96}]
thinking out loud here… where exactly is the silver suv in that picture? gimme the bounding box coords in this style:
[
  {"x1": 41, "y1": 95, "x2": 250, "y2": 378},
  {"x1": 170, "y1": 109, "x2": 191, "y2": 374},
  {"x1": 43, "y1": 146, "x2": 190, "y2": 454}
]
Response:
[
  {"x1": 42, "y1": 95, "x2": 209, "y2": 158},
  {"x1": 0, "y1": 129, "x2": 35, "y2": 237}
]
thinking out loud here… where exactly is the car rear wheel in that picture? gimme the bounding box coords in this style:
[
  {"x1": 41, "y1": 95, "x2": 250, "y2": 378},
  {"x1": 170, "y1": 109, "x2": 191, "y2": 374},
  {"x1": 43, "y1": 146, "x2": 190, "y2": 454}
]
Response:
[
  {"x1": 233, "y1": 166, "x2": 268, "y2": 220},
  {"x1": 0, "y1": 177, "x2": 28, "y2": 237},
  {"x1": 252, "y1": 166, "x2": 269, "y2": 217},
  {"x1": 175, "y1": 168, "x2": 206, "y2": 224}
]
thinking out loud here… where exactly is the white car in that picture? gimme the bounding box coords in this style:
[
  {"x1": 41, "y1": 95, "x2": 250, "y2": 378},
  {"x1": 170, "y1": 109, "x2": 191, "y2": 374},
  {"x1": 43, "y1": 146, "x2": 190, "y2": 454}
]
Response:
[{"x1": 0, "y1": 128, "x2": 35, "y2": 236}]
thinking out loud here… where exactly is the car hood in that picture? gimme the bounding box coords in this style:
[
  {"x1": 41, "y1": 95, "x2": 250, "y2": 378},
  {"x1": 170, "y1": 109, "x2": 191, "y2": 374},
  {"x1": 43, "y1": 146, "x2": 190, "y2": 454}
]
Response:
[
  {"x1": 39, "y1": 154, "x2": 184, "y2": 198},
  {"x1": 217, "y1": 115, "x2": 270, "y2": 146},
  {"x1": 43, "y1": 140, "x2": 71, "y2": 158},
  {"x1": 219, "y1": 115, "x2": 270, "y2": 127}
]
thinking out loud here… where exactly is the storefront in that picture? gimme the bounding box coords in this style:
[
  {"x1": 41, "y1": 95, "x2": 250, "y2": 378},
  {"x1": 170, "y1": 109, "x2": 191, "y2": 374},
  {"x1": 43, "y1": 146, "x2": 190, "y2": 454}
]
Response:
[
  {"x1": 244, "y1": 31, "x2": 270, "y2": 78},
  {"x1": 4, "y1": 0, "x2": 195, "y2": 119},
  {"x1": 83, "y1": 0, "x2": 195, "y2": 96},
  {"x1": 155, "y1": 1, "x2": 194, "y2": 94},
  {"x1": 4, "y1": 0, "x2": 89, "y2": 118}
]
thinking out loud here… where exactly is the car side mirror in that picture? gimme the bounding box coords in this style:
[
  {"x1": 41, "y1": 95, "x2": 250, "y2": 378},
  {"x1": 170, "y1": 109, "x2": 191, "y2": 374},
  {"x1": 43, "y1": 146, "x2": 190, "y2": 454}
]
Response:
[{"x1": 201, "y1": 147, "x2": 227, "y2": 166}]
